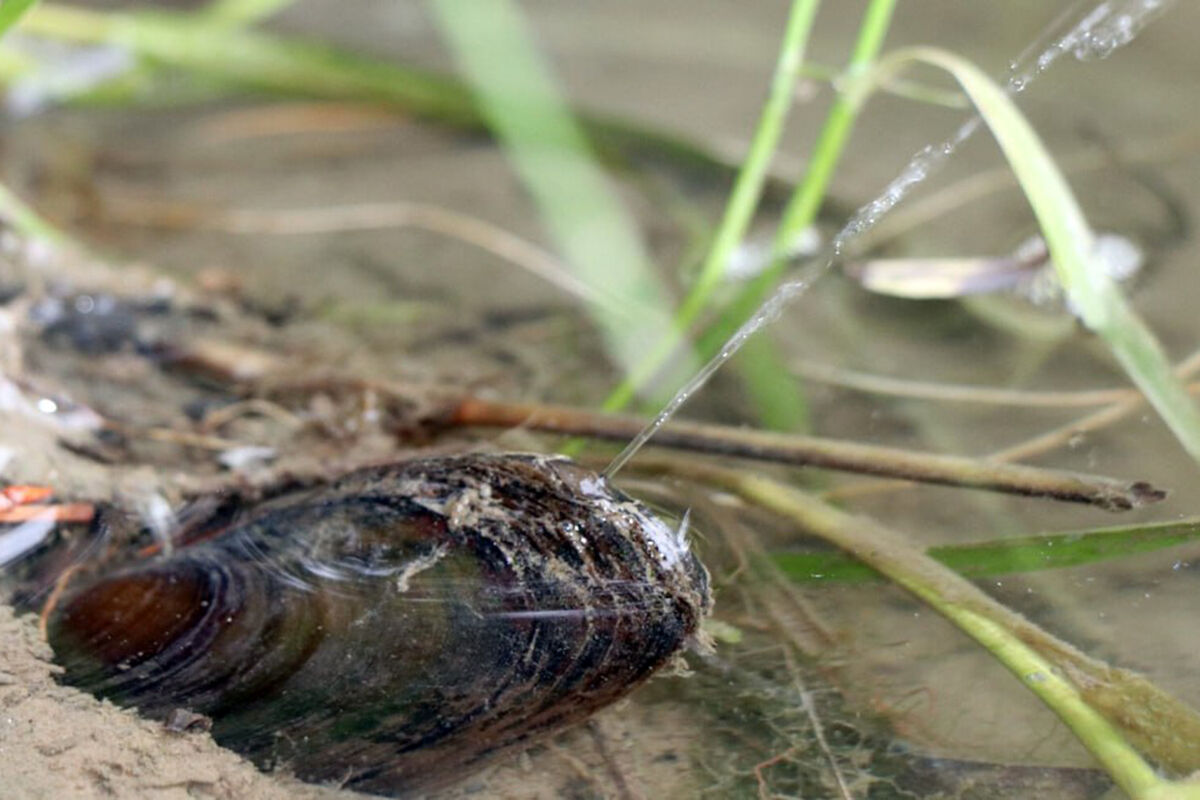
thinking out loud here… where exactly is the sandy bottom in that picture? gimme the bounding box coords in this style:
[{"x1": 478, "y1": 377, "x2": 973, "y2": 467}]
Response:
[
  {"x1": 0, "y1": 603, "x2": 362, "y2": 800},
  {"x1": 0, "y1": 602, "x2": 698, "y2": 799}
]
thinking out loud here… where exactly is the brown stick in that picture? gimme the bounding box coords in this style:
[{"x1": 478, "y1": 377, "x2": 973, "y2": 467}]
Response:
[{"x1": 447, "y1": 397, "x2": 1163, "y2": 512}]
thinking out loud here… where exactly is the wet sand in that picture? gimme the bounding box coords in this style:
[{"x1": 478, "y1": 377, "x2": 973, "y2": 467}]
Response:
[{"x1": 0, "y1": 604, "x2": 358, "y2": 800}]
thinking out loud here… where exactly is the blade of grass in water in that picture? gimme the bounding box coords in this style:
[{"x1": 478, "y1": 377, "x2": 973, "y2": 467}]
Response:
[
  {"x1": 773, "y1": 518, "x2": 1200, "y2": 583},
  {"x1": 202, "y1": 0, "x2": 295, "y2": 26},
  {"x1": 602, "y1": 0, "x2": 823, "y2": 429},
  {"x1": 689, "y1": 0, "x2": 898, "y2": 369},
  {"x1": 682, "y1": 463, "x2": 1191, "y2": 797},
  {"x1": 22, "y1": 4, "x2": 480, "y2": 122},
  {"x1": 606, "y1": 0, "x2": 896, "y2": 431},
  {"x1": 0, "y1": 0, "x2": 38, "y2": 37},
  {"x1": 640, "y1": 0, "x2": 824, "y2": 364},
  {"x1": 426, "y1": 0, "x2": 689, "y2": 384},
  {"x1": 858, "y1": 47, "x2": 1200, "y2": 466},
  {"x1": 0, "y1": 182, "x2": 65, "y2": 243},
  {"x1": 0, "y1": 0, "x2": 66, "y2": 243},
  {"x1": 19, "y1": 4, "x2": 762, "y2": 196}
]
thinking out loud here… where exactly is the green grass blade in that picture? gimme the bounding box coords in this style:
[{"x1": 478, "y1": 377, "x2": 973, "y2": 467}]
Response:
[
  {"x1": 0, "y1": 182, "x2": 65, "y2": 243},
  {"x1": 0, "y1": 0, "x2": 38, "y2": 38},
  {"x1": 635, "y1": 0, "x2": 896, "y2": 428},
  {"x1": 773, "y1": 518, "x2": 1200, "y2": 583},
  {"x1": 427, "y1": 0, "x2": 689, "y2": 383},
  {"x1": 726, "y1": 470, "x2": 1168, "y2": 797},
  {"x1": 0, "y1": 0, "x2": 65, "y2": 244},
  {"x1": 22, "y1": 4, "x2": 481, "y2": 123},
  {"x1": 602, "y1": 0, "x2": 822, "y2": 428},
  {"x1": 202, "y1": 0, "x2": 296, "y2": 26},
  {"x1": 775, "y1": 0, "x2": 897, "y2": 253},
  {"x1": 19, "y1": 5, "x2": 757, "y2": 192},
  {"x1": 673, "y1": 0, "x2": 822, "y2": 331},
  {"x1": 860, "y1": 46, "x2": 1200, "y2": 466},
  {"x1": 690, "y1": 0, "x2": 898, "y2": 367}
]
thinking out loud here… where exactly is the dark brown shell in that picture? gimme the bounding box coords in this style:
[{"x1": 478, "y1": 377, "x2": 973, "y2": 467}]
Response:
[{"x1": 47, "y1": 453, "x2": 711, "y2": 796}]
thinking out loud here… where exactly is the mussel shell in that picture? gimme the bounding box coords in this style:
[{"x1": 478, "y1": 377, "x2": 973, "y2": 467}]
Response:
[{"x1": 48, "y1": 453, "x2": 711, "y2": 796}]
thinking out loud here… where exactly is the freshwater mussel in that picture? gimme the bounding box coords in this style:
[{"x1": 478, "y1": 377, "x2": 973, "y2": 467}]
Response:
[{"x1": 45, "y1": 452, "x2": 711, "y2": 796}]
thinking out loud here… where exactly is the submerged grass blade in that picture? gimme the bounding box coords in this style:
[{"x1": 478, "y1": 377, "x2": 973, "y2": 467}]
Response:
[
  {"x1": 0, "y1": 0, "x2": 38, "y2": 38},
  {"x1": 666, "y1": 0, "x2": 897, "y2": 432},
  {"x1": 672, "y1": 0, "x2": 822, "y2": 335},
  {"x1": 607, "y1": 0, "x2": 897, "y2": 430},
  {"x1": 864, "y1": 46, "x2": 1200, "y2": 466},
  {"x1": 426, "y1": 0, "x2": 688, "y2": 384},
  {"x1": 22, "y1": 4, "x2": 480, "y2": 123},
  {"x1": 0, "y1": 0, "x2": 75, "y2": 244},
  {"x1": 19, "y1": 5, "x2": 752, "y2": 191},
  {"x1": 670, "y1": 461, "x2": 1192, "y2": 797},
  {"x1": 0, "y1": 0, "x2": 66, "y2": 249},
  {"x1": 604, "y1": 0, "x2": 823, "y2": 426},
  {"x1": 690, "y1": 0, "x2": 898, "y2": 366},
  {"x1": 600, "y1": 0, "x2": 825, "y2": 429},
  {"x1": 0, "y1": 182, "x2": 65, "y2": 243},
  {"x1": 202, "y1": 0, "x2": 296, "y2": 26},
  {"x1": 773, "y1": 518, "x2": 1200, "y2": 583},
  {"x1": 773, "y1": 0, "x2": 897, "y2": 255}
]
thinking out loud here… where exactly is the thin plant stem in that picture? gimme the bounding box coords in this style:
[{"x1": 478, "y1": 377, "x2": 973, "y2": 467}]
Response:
[
  {"x1": 604, "y1": 0, "x2": 896, "y2": 425},
  {"x1": 694, "y1": 0, "x2": 898, "y2": 361},
  {"x1": 661, "y1": 462, "x2": 1185, "y2": 797},
  {"x1": 601, "y1": 0, "x2": 823, "y2": 413},
  {"x1": 792, "y1": 359, "x2": 1200, "y2": 408},
  {"x1": 0, "y1": 0, "x2": 38, "y2": 38},
  {"x1": 929, "y1": 606, "x2": 1161, "y2": 799},
  {"x1": 775, "y1": 0, "x2": 897, "y2": 254},
  {"x1": 823, "y1": 347, "x2": 1200, "y2": 504},
  {"x1": 993, "y1": 347, "x2": 1200, "y2": 463},
  {"x1": 675, "y1": 0, "x2": 822, "y2": 329},
  {"x1": 0, "y1": 181, "x2": 65, "y2": 244}
]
